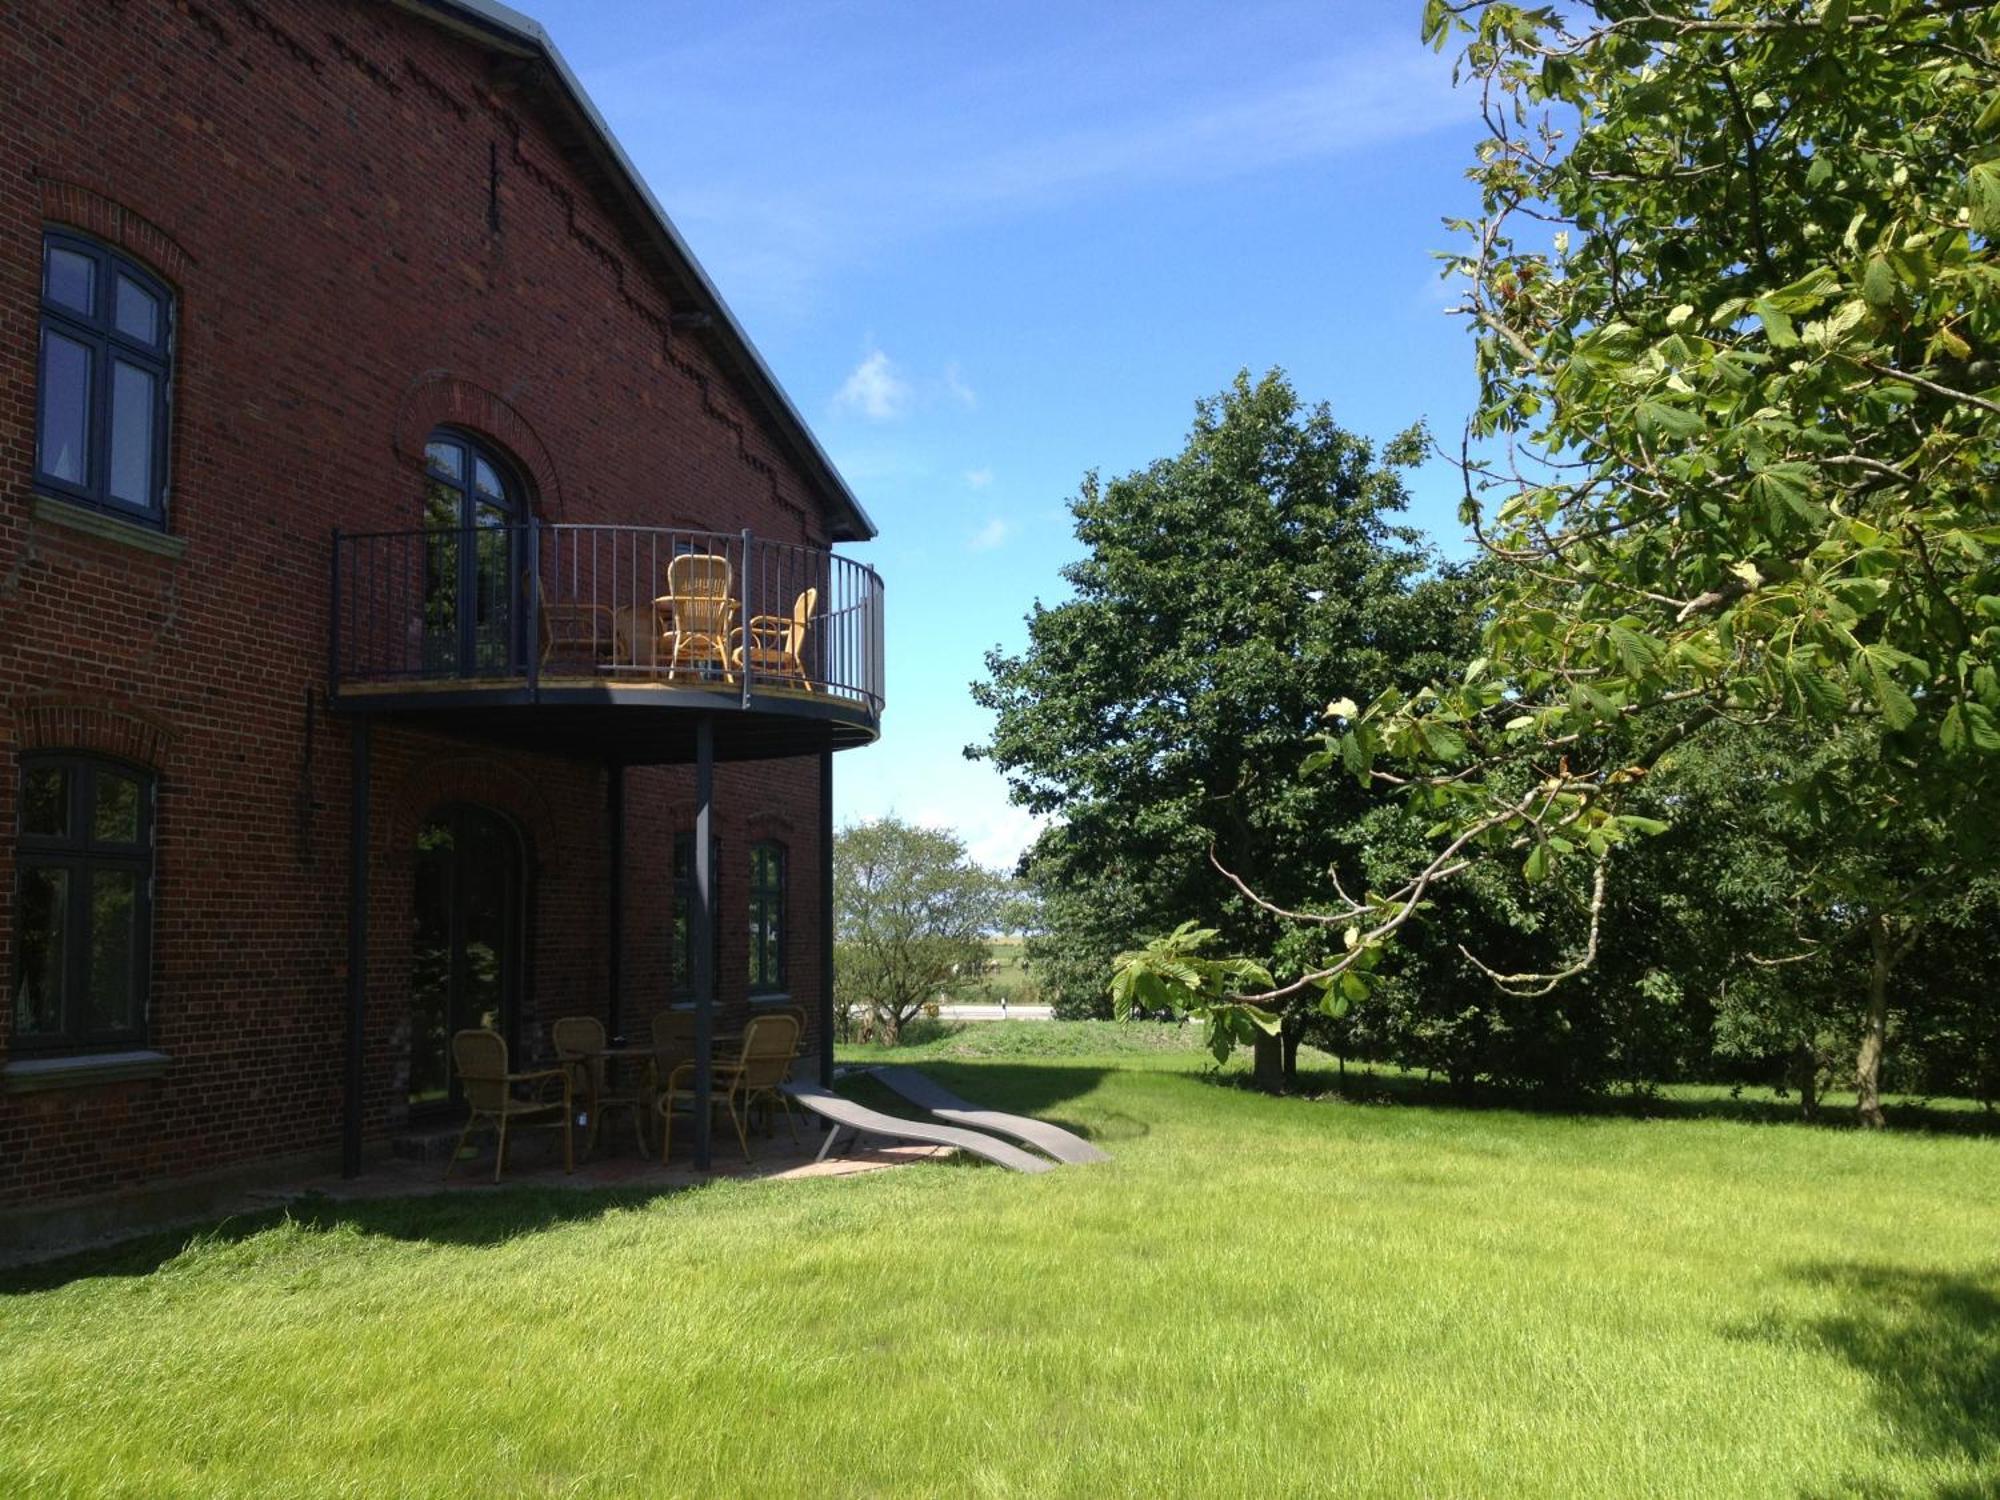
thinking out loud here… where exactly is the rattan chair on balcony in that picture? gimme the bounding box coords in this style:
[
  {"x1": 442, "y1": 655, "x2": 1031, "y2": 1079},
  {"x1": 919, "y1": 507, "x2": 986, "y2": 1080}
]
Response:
[
  {"x1": 659, "y1": 552, "x2": 737, "y2": 683},
  {"x1": 538, "y1": 600, "x2": 615, "y2": 673},
  {"x1": 552, "y1": 1015, "x2": 648, "y2": 1156},
  {"x1": 657, "y1": 1012, "x2": 801, "y2": 1165},
  {"x1": 731, "y1": 587, "x2": 816, "y2": 690},
  {"x1": 447, "y1": 1028, "x2": 573, "y2": 1183}
]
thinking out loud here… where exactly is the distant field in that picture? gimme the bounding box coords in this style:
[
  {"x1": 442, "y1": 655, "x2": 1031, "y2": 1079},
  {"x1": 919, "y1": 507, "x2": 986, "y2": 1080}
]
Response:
[{"x1": 959, "y1": 936, "x2": 1036, "y2": 1004}]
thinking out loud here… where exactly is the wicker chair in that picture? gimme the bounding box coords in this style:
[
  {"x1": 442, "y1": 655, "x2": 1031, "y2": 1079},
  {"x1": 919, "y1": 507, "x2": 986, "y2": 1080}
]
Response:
[
  {"x1": 552, "y1": 1015, "x2": 648, "y2": 1156},
  {"x1": 447, "y1": 1028, "x2": 573, "y2": 1183},
  {"x1": 650, "y1": 1009, "x2": 697, "y2": 1071},
  {"x1": 657, "y1": 1012, "x2": 801, "y2": 1165},
  {"x1": 538, "y1": 602, "x2": 615, "y2": 672},
  {"x1": 660, "y1": 552, "x2": 737, "y2": 682},
  {"x1": 732, "y1": 587, "x2": 816, "y2": 690}
]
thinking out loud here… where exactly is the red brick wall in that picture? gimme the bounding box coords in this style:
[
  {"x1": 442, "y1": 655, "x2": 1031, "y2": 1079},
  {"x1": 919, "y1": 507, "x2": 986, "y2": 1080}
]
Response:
[{"x1": 0, "y1": 0, "x2": 844, "y2": 1208}]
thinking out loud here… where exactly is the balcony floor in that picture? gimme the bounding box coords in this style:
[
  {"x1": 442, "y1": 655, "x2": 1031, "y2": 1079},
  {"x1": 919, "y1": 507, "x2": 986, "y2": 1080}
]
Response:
[{"x1": 330, "y1": 672, "x2": 879, "y2": 764}]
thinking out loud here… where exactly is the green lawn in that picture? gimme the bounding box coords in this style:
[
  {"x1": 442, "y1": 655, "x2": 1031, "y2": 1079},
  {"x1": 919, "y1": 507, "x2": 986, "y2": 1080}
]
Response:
[{"x1": 4, "y1": 1027, "x2": 1997, "y2": 1498}]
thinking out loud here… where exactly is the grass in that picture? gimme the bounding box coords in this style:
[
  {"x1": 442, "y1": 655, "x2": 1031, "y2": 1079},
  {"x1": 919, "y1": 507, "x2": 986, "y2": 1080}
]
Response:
[
  {"x1": 3, "y1": 1025, "x2": 1998, "y2": 1498},
  {"x1": 963, "y1": 935, "x2": 1036, "y2": 1005},
  {"x1": 848, "y1": 1016, "x2": 1203, "y2": 1059}
]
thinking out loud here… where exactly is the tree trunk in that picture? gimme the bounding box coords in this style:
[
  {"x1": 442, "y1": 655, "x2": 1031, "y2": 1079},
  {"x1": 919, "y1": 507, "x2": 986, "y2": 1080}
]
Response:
[
  {"x1": 1796, "y1": 1040, "x2": 1819, "y2": 1123},
  {"x1": 1281, "y1": 1025, "x2": 1301, "y2": 1085},
  {"x1": 1252, "y1": 1031, "x2": 1286, "y2": 1094},
  {"x1": 1855, "y1": 915, "x2": 1891, "y2": 1130}
]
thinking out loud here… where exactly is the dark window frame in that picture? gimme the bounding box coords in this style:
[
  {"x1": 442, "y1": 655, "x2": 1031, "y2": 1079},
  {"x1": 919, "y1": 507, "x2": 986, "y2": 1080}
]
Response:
[
  {"x1": 35, "y1": 228, "x2": 175, "y2": 526},
  {"x1": 670, "y1": 832, "x2": 723, "y2": 1005},
  {"x1": 747, "y1": 841, "x2": 786, "y2": 997},
  {"x1": 422, "y1": 427, "x2": 526, "y2": 676},
  {"x1": 12, "y1": 753, "x2": 156, "y2": 1055}
]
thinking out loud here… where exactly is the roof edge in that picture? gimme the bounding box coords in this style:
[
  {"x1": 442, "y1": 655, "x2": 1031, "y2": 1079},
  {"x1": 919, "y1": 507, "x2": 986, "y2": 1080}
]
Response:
[{"x1": 394, "y1": 0, "x2": 877, "y2": 543}]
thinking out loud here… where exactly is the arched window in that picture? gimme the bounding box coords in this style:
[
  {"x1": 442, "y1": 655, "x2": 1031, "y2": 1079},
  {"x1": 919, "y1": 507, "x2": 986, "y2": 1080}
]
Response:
[
  {"x1": 422, "y1": 430, "x2": 524, "y2": 674},
  {"x1": 36, "y1": 229, "x2": 174, "y2": 524},
  {"x1": 13, "y1": 755, "x2": 155, "y2": 1052},
  {"x1": 748, "y1": 842, "x2": 786, "y2": 996}
]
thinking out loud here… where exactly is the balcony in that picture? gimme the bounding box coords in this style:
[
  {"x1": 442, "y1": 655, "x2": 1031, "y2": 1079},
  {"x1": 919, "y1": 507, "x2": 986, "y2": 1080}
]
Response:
[{"x1": 329, "y1": 523, "x2": 884, "y2": 763}]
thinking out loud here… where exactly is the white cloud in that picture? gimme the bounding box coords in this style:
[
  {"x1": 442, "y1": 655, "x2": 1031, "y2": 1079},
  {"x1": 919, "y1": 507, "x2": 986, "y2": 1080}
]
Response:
[
  {"x1": 944, "y1": 361, "x2": 977, "y2": 409},
  {"x1": 964, "y1": 467, "x2": 995, "y2": 490},
  {"x1": 966, "y1": 804, "x2": 1050, "y2": 873},
  {"x1": 833, "y1": 349, "x2": 911, "y2": 421},
  {"x1": 580, "y1": 30, "x2": 1472, "y2": 321},
  {"x1": 968, "y1": 516, "x2": 1011, "y2": 551},
  {"x1": 910, "y1": 802, "x2": 1051, "y2": 874}
]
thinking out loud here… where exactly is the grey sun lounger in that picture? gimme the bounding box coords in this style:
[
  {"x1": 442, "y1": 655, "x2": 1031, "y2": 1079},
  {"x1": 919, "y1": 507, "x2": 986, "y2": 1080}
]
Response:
[
  {"x1": 780, "y1": 1082, "x2": 1055, "y2": 1174},
  {"x1": 871, "y1": 1067, "x2": 1112, "y2": 1165}
]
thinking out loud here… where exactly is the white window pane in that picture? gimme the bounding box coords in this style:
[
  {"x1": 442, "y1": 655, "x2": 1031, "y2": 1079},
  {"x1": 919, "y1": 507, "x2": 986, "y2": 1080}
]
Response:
[
  {"x1": 115, "y1": 275, "x2": 159, "y2": 345},
  {"x1": 474, "y1": 457, "x2": 503, "y2": 500},
  {"x1": 425, "y1": 440, "x2": 462, "y2": 481},
  {"x1": 38, "y1": 330, "x2": 92, "y2": 485},
  {"x1": 45, "y1": 245, "x2": 94, "y2": 315},
  {"x1": 109, "y1": 361, "x2": 156, "y2": 507}
]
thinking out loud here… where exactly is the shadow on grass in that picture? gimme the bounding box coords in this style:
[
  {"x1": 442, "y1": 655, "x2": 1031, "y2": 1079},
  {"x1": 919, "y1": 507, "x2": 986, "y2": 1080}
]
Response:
[
  {"x1": 1185, "y1": 1060, "x2": 2000, "y2": 1138},
  {"x1": 4, "y1": 1063, "x2": 1123, "y2": 1294},
  {"x1": 1753, "y1": 1262, "x2": 2000, "y2": 1500},
  {"x1": 0, "y1": 1183, "x2": 694, "y2": 1296},
  {"x1": 836, "y1": 1061, "x2": 1143, "y2": 1144}
]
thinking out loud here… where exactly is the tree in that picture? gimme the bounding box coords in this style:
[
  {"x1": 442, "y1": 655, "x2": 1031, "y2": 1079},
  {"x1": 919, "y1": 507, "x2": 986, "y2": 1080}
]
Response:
[
  {"x1": 834, "y1": 817, "x2": 1006, "y2": 1042},
  {"x1": 972, "y1": 371, "x2": 1486, "y2": 1074},
  {"x1": 1154, "y1": 1, "x2": 2000, "y2": 1126}
]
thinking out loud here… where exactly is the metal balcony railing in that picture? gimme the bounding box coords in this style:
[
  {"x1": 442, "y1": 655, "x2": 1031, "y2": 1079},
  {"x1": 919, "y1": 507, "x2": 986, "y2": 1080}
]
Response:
[{"x1": 330, "y1": 523, "x2": 884, "y2": 718}]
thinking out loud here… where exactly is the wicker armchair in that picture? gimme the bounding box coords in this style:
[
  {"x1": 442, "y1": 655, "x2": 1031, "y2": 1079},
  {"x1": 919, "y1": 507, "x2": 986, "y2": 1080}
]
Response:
[
  {"x1": 539, "y1": 603, "x2": 615, "y2": 671},
  {"x1": 731, "y1": 587, "x2": 816, "y2": 689},
  {"x1": 657, "y1": 1012, "x2": 801, "y2": 1165},
  {"x1": 650, "y1": 1009, "x2": 697, "y2": 1073},
  {"x1": 552, "y1": 1015, "x2": 648, "y2": 1156},
  {"x1": 447, "y1": 1028, "x2": 573, "y2": 1183},
  {"x1": 660, "y1": 552, "x2": 737, "y2": 682}
]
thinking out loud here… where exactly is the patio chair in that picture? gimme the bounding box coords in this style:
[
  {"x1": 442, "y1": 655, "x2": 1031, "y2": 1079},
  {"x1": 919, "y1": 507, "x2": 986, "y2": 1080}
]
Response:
[
  {"x1": 657, "y1": 1012, "x2": 802, "y2": 1165},
  {"x1": 447, "y1": 1028, "x2": 573, "y2": 1184},
  {"x1": 731, "y1": 587, "x2": 816, "y2": 690},
  {"x1": 538, "y1": 601, "x2": 615, "y2": 673},
  {"x1": 660, "y1": 552, "x2": 737, "y2": 682},
  {"x1": 552, "y1": 1015, "x2": 648, "y2": 1156},
  {"x1": 651, "y1": 1009, "x2": 698, "y2": 1071},
  {"x1": 647, "y1": 1009, "x2": 697, "y2": 1118}
]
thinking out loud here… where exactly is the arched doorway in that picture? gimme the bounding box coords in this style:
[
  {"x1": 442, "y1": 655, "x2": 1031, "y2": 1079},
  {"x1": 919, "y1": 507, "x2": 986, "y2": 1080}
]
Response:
[
  {"x1": 409, "y1": 804, "x2": 526, "y2": 1114},
  {"x1": 422, "y1": 428, "x2": 525, "y2": 675}
]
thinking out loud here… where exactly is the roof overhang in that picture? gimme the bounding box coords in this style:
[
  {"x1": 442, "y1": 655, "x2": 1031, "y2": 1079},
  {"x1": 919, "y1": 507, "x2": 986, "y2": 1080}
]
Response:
[{"x1": 392, "y1": 0, "x2": 877, "y2": 543}]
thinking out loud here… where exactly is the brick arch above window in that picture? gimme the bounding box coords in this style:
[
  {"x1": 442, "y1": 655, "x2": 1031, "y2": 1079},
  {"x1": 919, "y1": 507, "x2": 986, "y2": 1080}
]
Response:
[
  {"x1": 389, "y1": 753, "x2": 565, "y2": 877},
  {"x1": 743, "y1": 812, "x2": 798, "y2": 846},
  {"x1": 393, "y1": 374, "x2": 565, "y2": 519},
  {"x1": 14, "y1": 694, "x2": 175, "y2": 777},
  {"x1": 36, "y1": 176, "x2": 196, "y2": 289}
]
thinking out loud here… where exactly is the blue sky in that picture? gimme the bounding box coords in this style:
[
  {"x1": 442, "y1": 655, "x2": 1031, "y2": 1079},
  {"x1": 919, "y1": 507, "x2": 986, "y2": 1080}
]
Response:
[{"x1": 540, "y1": 0, "x2": 1489, "y2": 868}]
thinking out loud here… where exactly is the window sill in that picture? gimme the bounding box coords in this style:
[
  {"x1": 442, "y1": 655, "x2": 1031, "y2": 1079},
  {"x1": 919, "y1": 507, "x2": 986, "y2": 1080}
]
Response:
[
  {"x1": 3, "y1": 1050, "x2": 172, "y2": 1093},
  {"x1": 749, "y1": 994, "x2": 794, "y2": 1006},
  {"x1": 32, "y1": 494, "x2": 186, "y2": 559}
]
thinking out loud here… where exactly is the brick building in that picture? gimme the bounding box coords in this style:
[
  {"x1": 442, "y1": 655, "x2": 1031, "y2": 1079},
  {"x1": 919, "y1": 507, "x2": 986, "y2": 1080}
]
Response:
[{"x1": 1, "y1": 0, "x2": 884, "y2": 1240}]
